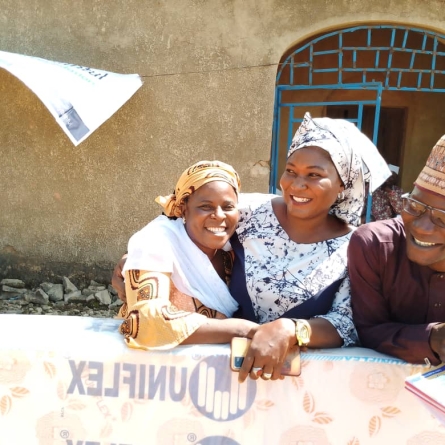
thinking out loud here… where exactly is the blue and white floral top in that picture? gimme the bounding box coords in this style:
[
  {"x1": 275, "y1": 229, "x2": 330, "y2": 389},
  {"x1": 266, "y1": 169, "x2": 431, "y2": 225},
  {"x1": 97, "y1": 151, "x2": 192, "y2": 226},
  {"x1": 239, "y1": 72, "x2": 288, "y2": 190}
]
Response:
[{"x1": 230, "y1": 193, "x2": 358, "y2": 347}]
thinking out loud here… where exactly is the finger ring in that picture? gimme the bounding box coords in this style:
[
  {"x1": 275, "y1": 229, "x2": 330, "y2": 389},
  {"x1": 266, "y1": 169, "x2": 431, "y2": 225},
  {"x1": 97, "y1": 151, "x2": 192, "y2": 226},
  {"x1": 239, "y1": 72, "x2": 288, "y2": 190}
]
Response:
[
  {"x1": 262, "y1": 372, "x2": 272, "y2": 379},
  {"x1": 251, "y1": 367, "x2": 262, "y2": 375}
]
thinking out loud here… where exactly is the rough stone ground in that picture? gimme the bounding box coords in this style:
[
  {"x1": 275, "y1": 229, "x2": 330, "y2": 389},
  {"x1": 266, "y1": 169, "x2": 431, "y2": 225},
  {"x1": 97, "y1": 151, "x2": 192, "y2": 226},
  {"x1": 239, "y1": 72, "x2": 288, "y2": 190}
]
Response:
[
  {"x1": 0, "y1": 277, "x2": 123, "y2": 318},
  {"x1": 0, "y1": 299, "x2": 121, "y2": 318}
]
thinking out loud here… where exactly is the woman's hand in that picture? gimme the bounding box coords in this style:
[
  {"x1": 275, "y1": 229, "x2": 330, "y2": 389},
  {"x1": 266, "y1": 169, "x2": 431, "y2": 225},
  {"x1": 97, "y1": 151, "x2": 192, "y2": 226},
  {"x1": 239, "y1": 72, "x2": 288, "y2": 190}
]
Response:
[
  {"x1": 238, "y1": 318, "x2": 296, "y2": 383},
  {"x1": 111, "y1": 254, "x2": 128, "y2": 303},
  {"x1": 181, "y1": 318, "x2": 259, "y2": 345}
]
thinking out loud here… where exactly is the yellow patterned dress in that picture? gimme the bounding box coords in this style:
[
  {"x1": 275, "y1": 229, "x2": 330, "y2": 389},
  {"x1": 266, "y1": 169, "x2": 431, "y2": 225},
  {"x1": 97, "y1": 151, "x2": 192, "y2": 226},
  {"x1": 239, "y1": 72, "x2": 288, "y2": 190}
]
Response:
[{"x1": 119, "y1": 250, "x2": 233, "y2": 350}]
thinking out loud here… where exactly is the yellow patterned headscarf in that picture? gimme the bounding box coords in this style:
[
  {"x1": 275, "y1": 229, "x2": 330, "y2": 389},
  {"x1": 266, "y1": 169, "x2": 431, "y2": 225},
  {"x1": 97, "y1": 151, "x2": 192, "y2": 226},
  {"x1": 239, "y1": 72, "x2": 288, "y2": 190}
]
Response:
[{"x1": 155, "y1": 160, "x2": 241, "y2": 217}]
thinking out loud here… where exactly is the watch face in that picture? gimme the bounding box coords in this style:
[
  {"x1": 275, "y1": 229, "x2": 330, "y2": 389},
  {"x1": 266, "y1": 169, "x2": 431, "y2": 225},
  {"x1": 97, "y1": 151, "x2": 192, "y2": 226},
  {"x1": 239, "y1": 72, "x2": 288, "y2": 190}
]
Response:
[{"x1": 297, "y1": 322, "x2": 310, "y2": 345}]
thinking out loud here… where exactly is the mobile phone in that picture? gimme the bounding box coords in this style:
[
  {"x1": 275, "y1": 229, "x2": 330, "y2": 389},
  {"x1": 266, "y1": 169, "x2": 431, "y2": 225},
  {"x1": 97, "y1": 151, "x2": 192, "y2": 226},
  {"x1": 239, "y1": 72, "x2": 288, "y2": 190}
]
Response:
[{"x1": 230, "y1": 337, "x2": 301, "y2": 376}]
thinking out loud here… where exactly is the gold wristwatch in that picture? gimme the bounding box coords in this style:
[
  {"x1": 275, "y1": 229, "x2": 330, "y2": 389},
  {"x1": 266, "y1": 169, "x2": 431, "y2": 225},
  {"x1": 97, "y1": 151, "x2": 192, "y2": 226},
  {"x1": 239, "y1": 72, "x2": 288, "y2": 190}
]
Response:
[{"x1": 291, "y1": 319, "x2": 311, "y2": 347}]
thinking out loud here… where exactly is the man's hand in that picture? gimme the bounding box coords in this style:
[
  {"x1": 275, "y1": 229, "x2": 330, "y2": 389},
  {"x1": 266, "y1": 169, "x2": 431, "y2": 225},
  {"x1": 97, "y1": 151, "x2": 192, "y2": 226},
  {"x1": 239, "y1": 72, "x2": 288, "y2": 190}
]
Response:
[
  {"x1": 429, "y1": 323, "x2": 445, "y2": 362},
  {"x1": 111, "y1": 254, "x2": 128, "y2": 303}
]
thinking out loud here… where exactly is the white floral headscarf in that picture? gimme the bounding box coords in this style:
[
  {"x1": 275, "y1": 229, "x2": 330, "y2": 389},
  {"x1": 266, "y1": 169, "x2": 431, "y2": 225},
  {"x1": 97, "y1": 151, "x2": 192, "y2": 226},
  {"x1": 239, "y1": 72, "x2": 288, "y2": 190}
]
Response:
[{"x1": 289, "y1": 112, "x2": 391, "y2": 226}]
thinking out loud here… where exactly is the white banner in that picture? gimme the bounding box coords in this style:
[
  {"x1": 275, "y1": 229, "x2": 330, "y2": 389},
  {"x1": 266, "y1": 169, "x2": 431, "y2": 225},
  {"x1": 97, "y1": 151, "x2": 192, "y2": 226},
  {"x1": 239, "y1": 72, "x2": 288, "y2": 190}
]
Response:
[
  {"x1": 0, "y1": 50, "x2": 143, "y2": 146},
  {"x1": 0, "y1": 315, "x2": 443, "y2": 445}
]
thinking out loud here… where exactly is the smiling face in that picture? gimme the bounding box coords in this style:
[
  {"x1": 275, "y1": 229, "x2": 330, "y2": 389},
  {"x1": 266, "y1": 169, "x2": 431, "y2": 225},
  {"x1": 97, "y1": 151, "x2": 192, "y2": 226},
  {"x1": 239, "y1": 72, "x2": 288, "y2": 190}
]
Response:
[
  {"x1": 279, "y1": 146, "x2": 344, "y2": 221},
  {"x1": 181, "y1": 181, "x2": 239, "y2": 258},
  {"x1": 402, "y1": 186, "x2": 445, "y2": 272}
]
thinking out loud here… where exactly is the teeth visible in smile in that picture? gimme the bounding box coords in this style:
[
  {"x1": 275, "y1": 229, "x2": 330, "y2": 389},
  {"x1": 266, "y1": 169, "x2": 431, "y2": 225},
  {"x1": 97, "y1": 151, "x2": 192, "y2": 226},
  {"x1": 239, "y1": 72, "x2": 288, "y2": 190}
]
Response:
[
  {"x1": 207, "y1": 227, "x2": 226, "y2": 233},
  {"x1": 292, "y1": 196, "x2": 310, "y2": 203},
  {"x1": 414, "y1": 237, "x2": 437, "y2": 247}
]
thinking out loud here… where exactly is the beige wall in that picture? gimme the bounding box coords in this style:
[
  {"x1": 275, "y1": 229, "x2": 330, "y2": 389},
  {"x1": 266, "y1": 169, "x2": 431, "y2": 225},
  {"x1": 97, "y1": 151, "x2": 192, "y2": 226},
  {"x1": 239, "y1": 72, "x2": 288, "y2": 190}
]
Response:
[{"x1": 2, "y1": 0, "x2": 445, "y2": 283}]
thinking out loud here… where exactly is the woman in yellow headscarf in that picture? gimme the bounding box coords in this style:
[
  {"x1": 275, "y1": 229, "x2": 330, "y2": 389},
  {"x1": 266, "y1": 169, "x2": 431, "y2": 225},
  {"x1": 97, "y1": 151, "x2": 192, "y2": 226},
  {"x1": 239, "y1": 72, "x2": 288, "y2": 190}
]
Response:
[{"x1": 118, "y1": 160, "x2": 257, "y2": 350}]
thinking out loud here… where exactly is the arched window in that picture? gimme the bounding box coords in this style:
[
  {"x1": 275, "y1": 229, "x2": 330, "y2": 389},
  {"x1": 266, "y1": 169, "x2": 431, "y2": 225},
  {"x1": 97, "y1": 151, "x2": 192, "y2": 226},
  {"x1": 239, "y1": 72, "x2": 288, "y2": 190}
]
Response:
[{"x1": 271, "y1": 25, "x2": 445, "y2": 203}]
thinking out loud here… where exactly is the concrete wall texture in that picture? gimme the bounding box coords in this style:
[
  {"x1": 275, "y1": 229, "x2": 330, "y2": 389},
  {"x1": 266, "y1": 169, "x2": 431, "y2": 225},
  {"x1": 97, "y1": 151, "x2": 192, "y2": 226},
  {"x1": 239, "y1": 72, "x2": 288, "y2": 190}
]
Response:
[{"x1": 1, "y1": 0, "x2": 445, "y2": 284}]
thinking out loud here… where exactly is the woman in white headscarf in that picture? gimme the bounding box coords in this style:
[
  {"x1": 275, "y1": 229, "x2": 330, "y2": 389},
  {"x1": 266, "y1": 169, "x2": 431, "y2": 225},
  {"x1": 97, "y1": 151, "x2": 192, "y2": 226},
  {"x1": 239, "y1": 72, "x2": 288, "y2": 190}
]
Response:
[
  {"x1": 118, "y1": 160, "x2": 258, "y2": 351},
  {"x1": 230, "y1": 112, "x2": 390, "y2": 382}
]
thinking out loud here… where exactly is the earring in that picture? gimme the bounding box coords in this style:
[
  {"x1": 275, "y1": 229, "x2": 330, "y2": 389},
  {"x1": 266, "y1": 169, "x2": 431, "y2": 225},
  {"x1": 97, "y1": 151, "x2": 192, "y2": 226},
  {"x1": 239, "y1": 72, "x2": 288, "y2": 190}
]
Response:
[
  {"x1": 182, "y1": 216, "x2": 186, "y2": 224},
  {"x1": 337, "y1": 191, "x2": 345, "y2": 201}
]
